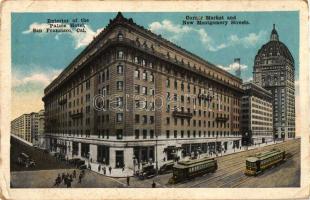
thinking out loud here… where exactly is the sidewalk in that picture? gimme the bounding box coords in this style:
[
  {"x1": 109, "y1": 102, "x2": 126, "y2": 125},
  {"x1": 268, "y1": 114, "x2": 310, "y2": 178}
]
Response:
[
  {"x1": 88, "y1": 162, "x2": 134, "y2": 178},
  {"x1": 201, "y1": 140, "x2": 284, "y2": 158},
  {"x1": 82, "y1": 140, "x2": 286, "y2": 178}
]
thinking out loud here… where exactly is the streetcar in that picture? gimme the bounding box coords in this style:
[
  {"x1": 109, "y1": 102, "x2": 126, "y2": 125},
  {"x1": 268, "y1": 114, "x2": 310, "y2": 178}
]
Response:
[
  {"x1": 245, "y1": 149, "x2": 286, "y2": 176},
  {"x1": 169, "y1": 157, "x2": 217, "y2": 184}
]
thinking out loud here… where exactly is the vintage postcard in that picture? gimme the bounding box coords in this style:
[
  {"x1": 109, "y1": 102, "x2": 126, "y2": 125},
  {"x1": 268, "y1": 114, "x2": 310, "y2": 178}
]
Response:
[{"x1": 0, "y1": 0, "x2": 309, "y2": 199}]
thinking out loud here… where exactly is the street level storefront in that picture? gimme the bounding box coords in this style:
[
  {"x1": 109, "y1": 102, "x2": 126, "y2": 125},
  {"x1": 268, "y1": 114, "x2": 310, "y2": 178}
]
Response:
[{"x1": 45, "y1": 135, "x2": 242, "y2": 169}]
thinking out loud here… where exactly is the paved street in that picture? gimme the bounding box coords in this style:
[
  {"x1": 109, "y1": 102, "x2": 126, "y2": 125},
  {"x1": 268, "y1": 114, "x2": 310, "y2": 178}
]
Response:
[{"x1": 11, "y1": 139, "x2": 300, "y2": 188}]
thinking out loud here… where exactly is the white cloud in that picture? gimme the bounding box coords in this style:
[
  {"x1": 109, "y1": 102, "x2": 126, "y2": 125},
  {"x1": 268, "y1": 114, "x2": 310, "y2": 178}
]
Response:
[
  {"x1": 149, "y1": 20, "x2": 192, "y2": 41},
  {"x1": 23, "y1": 22, "x2": 103, "y2": 49},
  {"x1": 228, "y1": 31, "x2": 267, "y2": 48},
  {"x1": 148, "y1": 20, "x2": 267, "y2": 52},
  {"x1": 150, "y1": 20, "x2": 192, "y2": 34},
  {"x1": 22, "y1": 22, "x2": 51, "y2": 35},
  {"x1": 12, "y1": 68, "x2": 61, "y2": 88},
  {"x1": 218, "y1": 61, "x2": 248, "y2": 73},
  {"x1": 71, "y1": 25, "x2": 104, "y2": 49}
]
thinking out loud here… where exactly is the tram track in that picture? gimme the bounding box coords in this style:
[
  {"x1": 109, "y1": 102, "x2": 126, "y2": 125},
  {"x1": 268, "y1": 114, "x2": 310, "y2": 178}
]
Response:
[
  {"x1": 229, "y1": 147, "x2": 300, "y2": 188},
  {"x1": 178, "y1": 139, "x2": 300, "y2": 188}
]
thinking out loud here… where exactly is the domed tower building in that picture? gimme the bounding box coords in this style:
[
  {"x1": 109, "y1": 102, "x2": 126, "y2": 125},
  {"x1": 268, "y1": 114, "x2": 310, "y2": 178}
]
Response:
[{"x1": 253, "y1": 24, "x2": 295, "y2": 139}]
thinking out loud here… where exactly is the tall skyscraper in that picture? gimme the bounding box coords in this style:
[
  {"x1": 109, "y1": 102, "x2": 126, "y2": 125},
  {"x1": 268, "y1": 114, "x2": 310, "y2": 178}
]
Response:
[{"x1": 253, "y1": 24, "x2": 295, "y2": 139}]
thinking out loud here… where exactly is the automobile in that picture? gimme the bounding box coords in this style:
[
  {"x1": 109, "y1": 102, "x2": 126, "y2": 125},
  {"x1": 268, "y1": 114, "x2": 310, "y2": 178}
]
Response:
[
  {"x1": 76, "y1": 159, "x2": 86, "y2": 167},
  {"x1": 68, "y1": 158, "x2": 80, "y2": 165},
  {"x1": 17, "y1": 153, "x2": 36, "y2": 168},
  {"x1": 158, "y1": 161, "x2": 174, "y2": 174},
  {"x1": 79, "y1": 164, "x2": 87, "y2": 170},
  {"x1": 138, "y1": 164, "x2": 156, "y2": 180}
]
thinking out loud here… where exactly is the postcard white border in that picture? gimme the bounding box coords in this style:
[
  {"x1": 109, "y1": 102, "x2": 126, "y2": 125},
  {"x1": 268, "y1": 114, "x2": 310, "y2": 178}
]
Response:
[{"x1": 0, "y1": 1, "x2": 309, "y2": 199}]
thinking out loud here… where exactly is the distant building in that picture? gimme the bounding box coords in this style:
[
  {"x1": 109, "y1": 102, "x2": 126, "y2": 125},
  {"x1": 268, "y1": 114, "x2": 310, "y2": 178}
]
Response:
[
  {"x1": 36, "y1": 109, "x2": 45, "y2": 147},
  {"x1": 234, "y1": 58, "x2": 241, "y2": 78},
  {"x1": 241, "y1": 82, "x2": 273, "y2": 145},
  {"x1": 11, "y1": 111, "x2": 40, "y2": 144},
  {"x1": 253, "y1": 24, "x2": 295, "y2": 139},
  {"x1": 30, "y1": 112, "x2": 39, "y2": 143}
]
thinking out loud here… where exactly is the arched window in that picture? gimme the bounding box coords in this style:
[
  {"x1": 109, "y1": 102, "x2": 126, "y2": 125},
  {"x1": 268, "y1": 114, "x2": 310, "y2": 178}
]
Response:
[
  {"x1": 142, "y1": 70, "x2": 147, "y2": 81},
  {"x1": 149, "y1": 73, "x2": 154, "y2": 82},
  {"x1": 117, "y1": 32, "x2": 123, "y2": 41},
  {"x1": 142, "y1": 59, "x2": 146, "y2": 66},
  {"x1": 134, "y1": 56, "x2": 139, "y2": 64},
  {"x1": 134, "y1": 68, "x2": 140, "y2": 79},
  {"x1": 117, "y1": 65, "x2": 123, "y2": 74},
  {"x1": 118, "y1": 51, "x2": 124, "y2": 59}
]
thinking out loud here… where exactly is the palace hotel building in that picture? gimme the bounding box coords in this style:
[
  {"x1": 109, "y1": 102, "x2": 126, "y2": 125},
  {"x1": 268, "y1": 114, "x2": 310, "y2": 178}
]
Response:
[{"x1": 43, "y1": 13, "x2": 243, "y2": 169}]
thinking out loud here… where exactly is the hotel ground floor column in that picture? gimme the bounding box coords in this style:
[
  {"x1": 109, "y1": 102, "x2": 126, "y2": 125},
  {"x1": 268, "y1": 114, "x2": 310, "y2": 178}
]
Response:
[{"x1": 89, "y1": 144, "x2": 97, "y2": 162}]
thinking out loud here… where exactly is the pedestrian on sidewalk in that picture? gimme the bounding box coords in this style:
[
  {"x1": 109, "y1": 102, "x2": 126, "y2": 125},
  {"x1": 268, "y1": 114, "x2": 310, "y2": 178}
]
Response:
[
  {"x1": 103, "y1": 166, "x2": 106, "y2": 175},
  {"x1": 152, "y1": 180, "x2": 156, "y2": 188},
  {"x1": 61, "y1": 172, "x2": 65, "y2": 181},
  {"x1": 98, "y1": 164, "x2": 101, "y2": 173},
  {"x1": 127, "y1": 176, "x2": 130, "y2": 186},
  {"x1": 122, "y1": 166, "x2": 125, "y2": 172},
  {"x1": 78, "y1": 173, "x2": 83, "y2": 183},
  {"x1": 72, "y1": 170, "x2": 76, "y2": 178},
  {"x1": 109, "y1": 166, "x2": 112, "y2": 174},
  {"x1": 54, "y1": 174, "x2": 61, "y2": 186},
  {"x1": 66, "y1": 175, "x2": 73, "y2": 188}
]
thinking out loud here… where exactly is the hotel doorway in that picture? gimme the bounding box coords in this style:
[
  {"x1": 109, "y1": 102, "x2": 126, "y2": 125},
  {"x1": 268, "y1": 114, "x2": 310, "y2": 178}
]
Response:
[{"x1": 115, "y1": 150, "x2": 124, "y2": 168}]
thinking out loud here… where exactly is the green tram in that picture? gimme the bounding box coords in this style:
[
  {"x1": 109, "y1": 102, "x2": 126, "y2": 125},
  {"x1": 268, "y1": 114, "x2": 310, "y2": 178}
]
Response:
[
  {"x1": 169, "y1": 157, "x2": 217, "y2": 184},
  {"x1": 245, "y1": 149, "x2": 286, "y2": 176}
]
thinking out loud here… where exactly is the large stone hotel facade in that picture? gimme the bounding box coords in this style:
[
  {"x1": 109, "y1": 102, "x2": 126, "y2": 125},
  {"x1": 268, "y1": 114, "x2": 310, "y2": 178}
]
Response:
[{"x1": 43, "y1": 13, "x2": 244, "y2": 169}]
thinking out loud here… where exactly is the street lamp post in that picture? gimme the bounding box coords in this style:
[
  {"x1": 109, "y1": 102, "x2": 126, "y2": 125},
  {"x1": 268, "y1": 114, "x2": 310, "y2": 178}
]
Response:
[
  {"x1": 155, "y1": 135, "x2": 158, "y2": 175},
  {"x1": 215, "y1": 135, "x2": 218, "y2": 157}
]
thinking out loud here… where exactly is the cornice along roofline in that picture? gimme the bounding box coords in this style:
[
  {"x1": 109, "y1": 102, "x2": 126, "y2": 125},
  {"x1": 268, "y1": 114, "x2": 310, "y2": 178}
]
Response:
[{"x1": 45, "y1": 12, "x2": 242, "y2": 95}]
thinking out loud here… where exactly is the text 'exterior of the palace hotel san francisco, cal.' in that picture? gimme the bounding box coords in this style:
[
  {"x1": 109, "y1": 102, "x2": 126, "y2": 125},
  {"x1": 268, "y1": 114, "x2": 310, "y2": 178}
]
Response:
[{"x1": 43, "y1": 12, "x2": 264, "y2": 170}]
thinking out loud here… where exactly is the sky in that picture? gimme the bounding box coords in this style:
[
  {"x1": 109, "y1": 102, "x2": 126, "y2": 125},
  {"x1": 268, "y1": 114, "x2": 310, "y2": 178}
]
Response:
[{"x1": 11, "y1": 11, "x2": 299, "y2": 120}]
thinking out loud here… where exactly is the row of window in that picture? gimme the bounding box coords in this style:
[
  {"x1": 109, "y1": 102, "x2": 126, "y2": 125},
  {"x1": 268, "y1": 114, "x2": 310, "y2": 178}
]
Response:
[{"x1": 165, "y1": 130, "x2": 240, "y2": 139}]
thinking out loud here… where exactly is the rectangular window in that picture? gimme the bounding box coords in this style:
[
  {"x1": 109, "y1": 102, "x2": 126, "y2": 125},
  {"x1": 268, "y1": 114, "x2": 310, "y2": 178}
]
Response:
[
  {"x1": 135, "y1": 85, "x2": 140, "y2": 94},
  {"x1": 166, "y1": 79, "x2": 170, "y2": 88},
  {"x1": 117, "y1": 65, "x2": 123, "y2": 74},
  {"x1": 142, "y1": 86, "x2": 148, "y2": 95},
  {"x1": 116, "y1": 97, "x2": 123, "y2": 107},
  {"x1": 143, "y1": 130, "x2": 147, "y2": 139},
  {"x1": 116, "y1": 113, "x2": 123, "y2": 122},
  {"x1": 135, "y1": 129, "x2": 139, "y2": 139},
  {"x1": 150, "y1": 116, "x2": 154, "y2": 124},
  {"x1": 117, "y1": 81, "x2": 123, "y2": 91},
  {"x1": 166, "y1": 130, "x2": 170, "y2": 138},
  {"x1": 142, "y1": 71, "x2": 147, "y2": 80},
  {"x1": 174, "y1": 130, "x2": 177, "y2": 138},
  {"x1": 116, "y1": 129, "x2": 123, "y2": 139},
  {"x1": 150, "y1": 130, "x2": 154, "y2": 139},
  {"x1": 143, "y1": 115, "x2": 147, "y2": 124},
  {"x1": 86, "y1": 80, "x2": 90, "y2": 90},
  {"x1": 166, "y1": 117, "x2": 170, "y2": 124},
  {"x1": 135, "y1": 114, "x2": 140, "y2": 123},
  {"x1": 134, "y1": 68, "x2": 140, "y2": 79}
]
